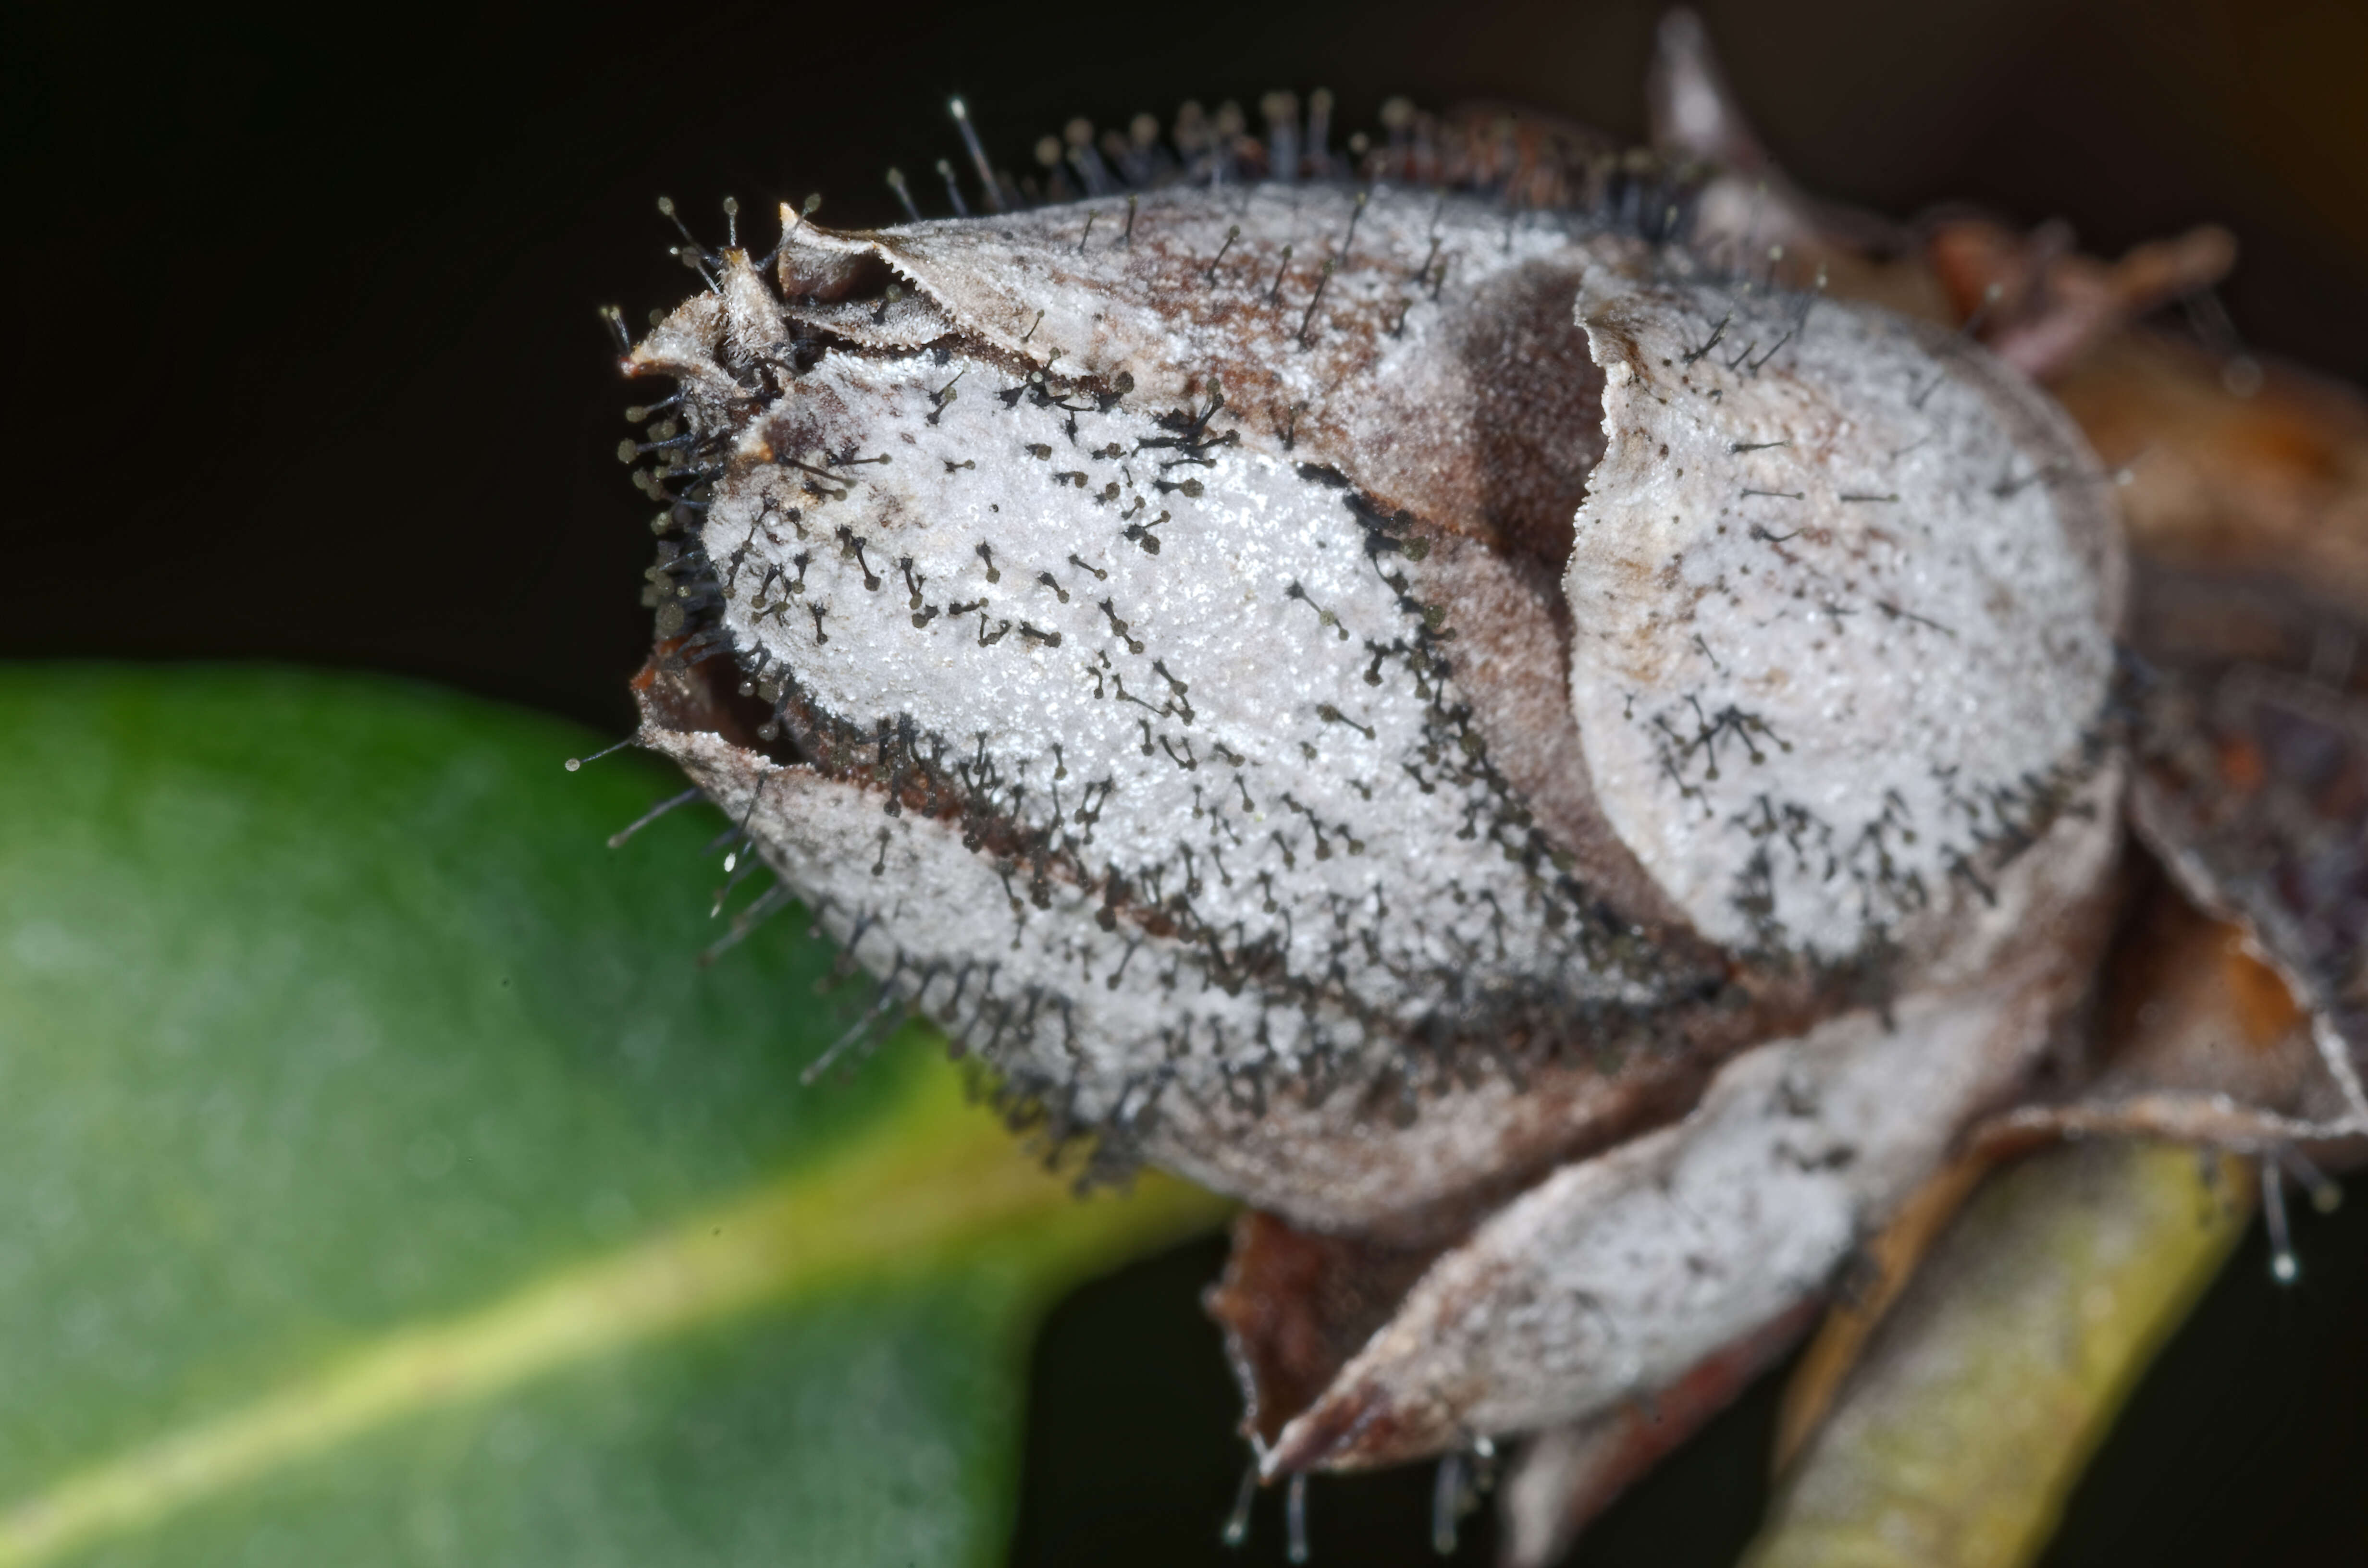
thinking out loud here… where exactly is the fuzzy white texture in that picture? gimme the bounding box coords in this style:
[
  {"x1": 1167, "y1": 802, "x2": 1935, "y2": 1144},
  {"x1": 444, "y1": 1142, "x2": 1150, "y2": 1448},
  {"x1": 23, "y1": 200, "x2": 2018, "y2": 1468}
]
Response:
[
  {"x1": 777, "y1": 184, "x2": 1592, "y2": 416},
  {"x1": 629, "y1": 181, "x2": 2121, "y2": 1222},
  {"x1": 638, "y1": 193, "x2": 1695, "y2": 1139},
  {"x1": 1268, "y1": 943, "x2": 2086, "y2": 1467},
  {"x1": 1568, "y1": 275, "x2": 2119, "y2": 959},
  {"x1": 692, "y1": 328, "x2": 1642, "y2": 1122},
  {"x1": 624, "y1": 176, "x2": 2134, "y2": 1467}
]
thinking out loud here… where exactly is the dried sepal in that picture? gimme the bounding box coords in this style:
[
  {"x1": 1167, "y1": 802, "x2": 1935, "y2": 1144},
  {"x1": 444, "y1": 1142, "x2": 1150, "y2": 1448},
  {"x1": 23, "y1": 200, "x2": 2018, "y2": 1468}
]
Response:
[
  {"x1": 1242, "y1": 884, "x2": 2115, "y2": 1477},
  {"x1": 1566, "y1": 265, "x2": 2123, "y2": 969}
]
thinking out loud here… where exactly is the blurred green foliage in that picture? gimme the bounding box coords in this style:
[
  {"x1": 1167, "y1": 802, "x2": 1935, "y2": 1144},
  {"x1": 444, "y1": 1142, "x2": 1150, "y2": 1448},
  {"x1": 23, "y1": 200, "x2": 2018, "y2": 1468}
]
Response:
[{"x1": 0, "y1": 666, "x2": 1221, "y2": 1568}]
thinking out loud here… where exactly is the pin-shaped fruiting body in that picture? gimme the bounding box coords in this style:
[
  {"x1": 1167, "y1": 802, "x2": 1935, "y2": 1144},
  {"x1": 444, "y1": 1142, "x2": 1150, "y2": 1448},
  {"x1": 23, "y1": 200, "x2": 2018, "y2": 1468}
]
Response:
[{"x1": 621, "y1": 169, "x2": 2124, "y2": 1470}]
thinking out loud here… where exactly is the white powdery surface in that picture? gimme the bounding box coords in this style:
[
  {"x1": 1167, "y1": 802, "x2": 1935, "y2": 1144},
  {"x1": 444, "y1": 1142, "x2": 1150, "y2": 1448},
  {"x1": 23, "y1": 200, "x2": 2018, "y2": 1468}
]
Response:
[
  {"x1": 1267, "y1": 939, "x2": 2096, "y2": 1467},
  {"x1": 625, "y1": 181, "x2": 2125, "y2": 1247},
  {"x1": 632, "y1": 195, "x2": 1702, "y2": 1156},
  {"x1": 1567, "y1": 274, "x2": 2122, "y2": 960},
  {"x1": 706, "y1": 343, "x2": 1638, "y2": 1022}
]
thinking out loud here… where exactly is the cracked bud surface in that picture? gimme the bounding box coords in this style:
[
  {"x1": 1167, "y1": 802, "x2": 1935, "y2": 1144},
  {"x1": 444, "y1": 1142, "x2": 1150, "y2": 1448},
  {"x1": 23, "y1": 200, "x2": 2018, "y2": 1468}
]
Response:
[{"x1": 618, "y1": 173, "x2": 2125, "y2": 1458}]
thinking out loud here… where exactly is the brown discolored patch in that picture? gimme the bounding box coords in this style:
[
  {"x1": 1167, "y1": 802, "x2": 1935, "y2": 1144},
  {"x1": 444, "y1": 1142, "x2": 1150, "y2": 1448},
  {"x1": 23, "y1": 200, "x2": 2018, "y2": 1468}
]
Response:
[
  {"x1": 2221, "y1": 933, "x2": 2307, "y2": 1051},
  {"x1": 1410, "y1": 528, "x2": 1699, "y2": 938},
  {"x1": 1973, "y1": 850, "x2": 2350, "y2": 1155},
  {"x1": 1443, "y1": 258, "x2": 1608, "y2": 571},
  {"x1": 2055, "y1": 330, "x2": 2368, "y2": 615},
  {"x1": 632, "y1": 639, "x2": 796, "y2": 764},
  {"x1": 1203, "y1": 1210, "x2": 1449, "y2": 1448},
  {"x1": 1923, "y1": 215, "x2": 2237, "y2": 382},
  {"x1": 2214, "y1": 733, "x2": 2267, "y2": 795}
]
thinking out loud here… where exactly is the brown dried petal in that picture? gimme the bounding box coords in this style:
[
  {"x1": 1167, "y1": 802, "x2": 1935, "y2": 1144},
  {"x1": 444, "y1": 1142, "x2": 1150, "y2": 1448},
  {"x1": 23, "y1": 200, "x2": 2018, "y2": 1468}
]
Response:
[{"x1": 1203, "y1": 1211, "x2": 1446, "y2": 1450}]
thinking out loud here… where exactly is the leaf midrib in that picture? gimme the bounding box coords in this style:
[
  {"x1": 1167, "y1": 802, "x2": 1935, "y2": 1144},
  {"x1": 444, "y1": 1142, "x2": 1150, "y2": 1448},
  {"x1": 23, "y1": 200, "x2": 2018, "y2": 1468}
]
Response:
[{"x1": 0, "y1": 1073, "x2": 1220, "y2": 1568}]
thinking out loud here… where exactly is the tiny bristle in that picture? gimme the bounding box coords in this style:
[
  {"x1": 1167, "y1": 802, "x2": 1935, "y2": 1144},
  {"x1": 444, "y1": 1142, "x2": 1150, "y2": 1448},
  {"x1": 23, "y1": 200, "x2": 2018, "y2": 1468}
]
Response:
[
  {"x1": 886, "y1": 166, "x2": 921, "y2": 222},
  {"x1": 2263, "y1": 1158, "x2": 2300, "y2": 1286},
  {"x1": 949, "y1": 95, "x2": 1006, "y2": 213},
  {"x1": 936, "y1": 158, "x2": 971, "y2": 218},
  {"x1": 1430, "y1": 1451, "x2": 1464, "y2": 1556},
  {"x1": 564, "y1": 736, "x2": 637, "y2": 772},
  {"x1": 1220, "y1": 1462, "x2": 1257, "y2": 1548},
  {"x1": 610, "y1": 786, "x2": 705, "y2": 850}
]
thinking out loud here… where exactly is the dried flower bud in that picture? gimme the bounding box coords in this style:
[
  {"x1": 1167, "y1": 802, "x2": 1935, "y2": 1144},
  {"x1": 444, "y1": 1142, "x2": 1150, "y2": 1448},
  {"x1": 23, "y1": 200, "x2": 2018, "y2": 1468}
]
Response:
[
  {"x1": 627, "y1": 183, "x2": 2118, "y2": 1226},
  {"x1": 619, "y1": 154, "x2": 2129, "y2": 1482}
]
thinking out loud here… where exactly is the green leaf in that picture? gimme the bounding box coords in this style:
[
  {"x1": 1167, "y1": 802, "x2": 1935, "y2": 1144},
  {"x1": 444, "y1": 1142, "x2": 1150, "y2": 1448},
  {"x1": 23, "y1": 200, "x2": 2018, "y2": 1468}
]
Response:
[{"x1": 0, "y1": 665, "x2": 1225, "y2": 1568}]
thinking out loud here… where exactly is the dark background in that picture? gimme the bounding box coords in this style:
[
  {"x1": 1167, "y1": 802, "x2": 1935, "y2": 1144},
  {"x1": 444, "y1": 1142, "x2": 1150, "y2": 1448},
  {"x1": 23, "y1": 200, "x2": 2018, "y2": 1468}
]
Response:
[{"x1": 6, "y1": 0, "x2": 2366, "y2": 1562}]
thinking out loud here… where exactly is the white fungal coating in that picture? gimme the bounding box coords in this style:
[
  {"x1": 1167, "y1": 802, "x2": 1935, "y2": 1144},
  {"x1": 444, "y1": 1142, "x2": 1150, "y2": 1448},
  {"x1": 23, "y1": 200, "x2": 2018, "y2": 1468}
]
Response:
[
  {"x1": 621, "y1": 170, "x2": 2128, "y2": 1452},
  {"x1": 1263, "y1": 935, "x2": 2090, "y2": 1470},
  {"x1": 700, "y1": 337, "x2": 1649, "y2": 1046},
  {"x1": 657, "y1": 724, "x2": 1713, "y2": 1233},
  {"x1": 634, "y1": 188, "x2": 1775, "y2": 1229},
  {"x1": 1568, "y1": 272, "x2": 2124, "y2": 962}
]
